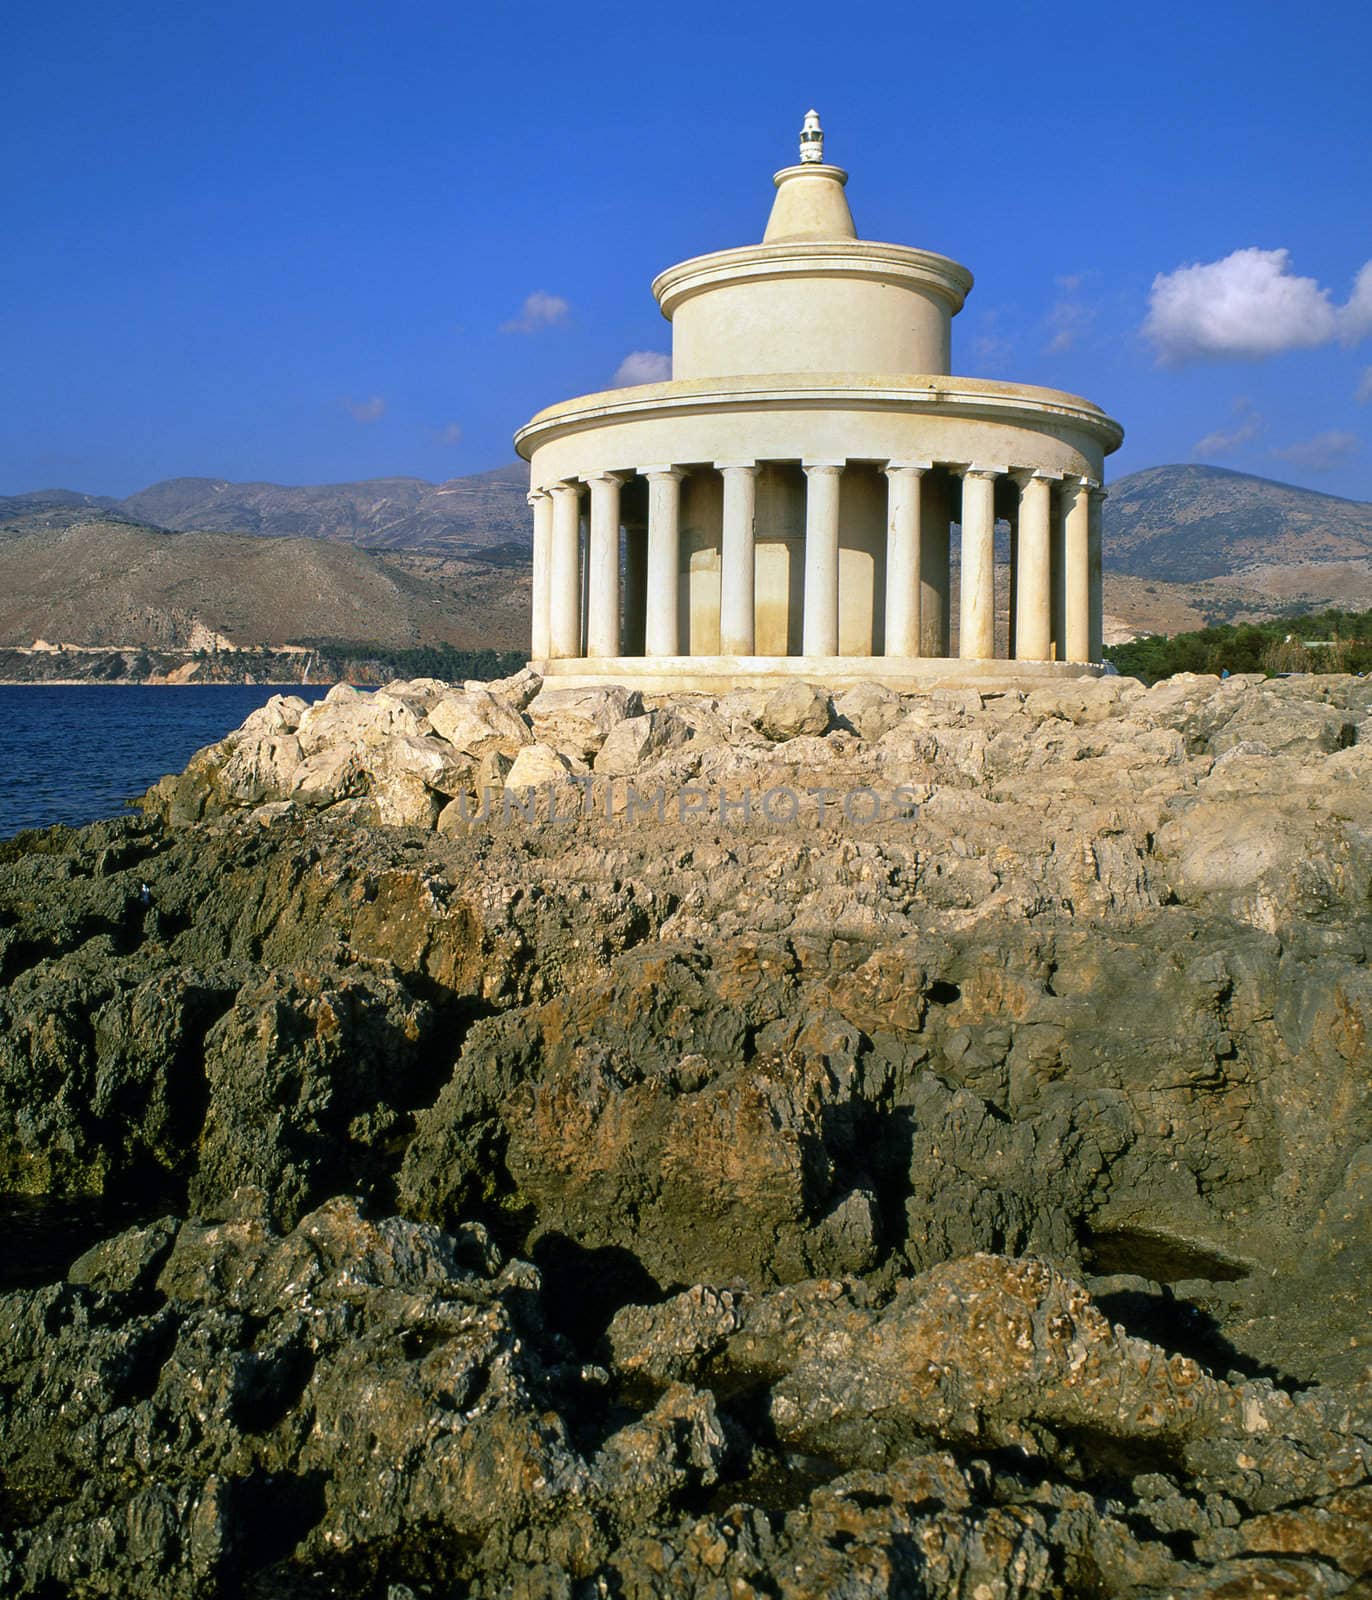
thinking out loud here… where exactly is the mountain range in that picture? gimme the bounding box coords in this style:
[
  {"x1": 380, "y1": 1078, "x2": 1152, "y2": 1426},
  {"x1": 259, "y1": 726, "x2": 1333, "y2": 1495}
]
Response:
[{"x1": 0, "y1": 465, "x2": 529, "y2": 556}]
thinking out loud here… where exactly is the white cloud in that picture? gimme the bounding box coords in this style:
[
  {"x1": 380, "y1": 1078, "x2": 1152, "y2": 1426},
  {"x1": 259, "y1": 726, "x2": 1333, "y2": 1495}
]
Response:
[
  {"x1": 1357, "y1": 367, "x2": 1372, "y2": 404},
  {"x1": 1271, "y1": 430, "x2": 1359, "y2": 471},
  {"x1": 1192, "y1": 398, "x2": 1262, "y2": 458},
  {"x1": 346, "y1": 395, "x2": 386, "y2": 423},
  {"x1": 437, "y1": 422, "x2": 463, "y2": 445},
  {"x1": 611, "y1": 350, "x2": 671, "y2": 387},
  {"x1": 1143, "y1": 247, "x2": 1372, "y2": 363},
  {"x1": 501, "y1": 291, "x2": 570, "y2": 334}
]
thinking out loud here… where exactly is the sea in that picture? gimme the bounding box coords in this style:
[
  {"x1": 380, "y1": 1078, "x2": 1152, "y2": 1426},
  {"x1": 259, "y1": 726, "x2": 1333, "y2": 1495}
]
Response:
[{"x1": 0, "y1": 683, "x2": 333, "y2": 838}]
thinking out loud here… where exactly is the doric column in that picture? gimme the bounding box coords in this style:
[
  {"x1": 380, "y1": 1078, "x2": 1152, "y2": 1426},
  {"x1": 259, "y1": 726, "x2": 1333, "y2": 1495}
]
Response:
[
  {"x1": 527, "y1": 488, "x2": 553, "y2": 660},
  {"x1": 548, "y1": 482, "x2": 583, "y2": 659},
  {"x1": 1012, "y1": 470, "x2": 1056, "y2": 660},
  {"x1": 642, "y1": 466, "x2": 686, "y2": 656},
  {"x1": 1062, "y1": 476, "x2": 1093, "y2": 663},
  {"x1": 584, "y1": 472, "x2": 625, "y2": 659},
  {"x1": 958, "y1": 465, "x2": 1002, "y2": 660},
  {"x1": 802, "y1": 461, "x2": 844, "y2": 655},
  {"x1": 717, "y1": 461, "x2": 758, "y2": 656},
  {"x1": 1088, "y1": 485, "x2": 1107, "y2": 663},
  {"x1": 883, "y1": 461, "x2": 929, "y2": 656}
]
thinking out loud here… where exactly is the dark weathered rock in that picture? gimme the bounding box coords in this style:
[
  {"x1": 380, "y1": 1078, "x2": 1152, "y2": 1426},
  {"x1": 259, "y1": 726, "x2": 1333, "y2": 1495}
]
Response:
[{"x1": 2, "y1": 673, "x2": 1371, "y2": 1593}]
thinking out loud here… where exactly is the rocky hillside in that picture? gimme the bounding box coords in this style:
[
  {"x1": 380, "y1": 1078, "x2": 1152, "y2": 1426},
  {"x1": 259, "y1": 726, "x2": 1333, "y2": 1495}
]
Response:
[
  {"x1": 1105, "y1": 463, "x2": 1372, "y2": 582},
  {"x1": 0, "y1": 518, "x2": 530, "y2": 651},
  {"x1": 119, "y1": 464, "x2": 529, "y2": 553},
  {"x1": 1, "y1": 669, "x2": 1369, "y2": 1594}
]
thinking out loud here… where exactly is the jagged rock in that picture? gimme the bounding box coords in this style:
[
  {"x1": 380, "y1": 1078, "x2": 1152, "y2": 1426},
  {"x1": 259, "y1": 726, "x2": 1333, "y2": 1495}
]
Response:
[
  {"x1": 428, "y1": 687, "x2": 533, "y2": 758},
  {"x1": 593, "y1": 710, "x2": 690, "y2": 777},
  {"x1": 833, "y1": 680, "x2": 903, "y2": 740},
  {"x1": 373, "y1": 732, "x2": 474, "y2": 797},
  {"x1": 471, "y1": 664, "x2": 544, "y2": 709},
  {"x1": 758, "y1": 679, "x2": 831, "y2": 740},
  {"x1": 218, "y1": 732, "x2": 303, "y2": 803},
  {"x1": 237, "y1": 693, "x2": 309, "y2": 738},
  {"x1": 6, "y1": 674, "x2": 1372, "y2": 1593},
  {"x1": 294, "y1": 686, "x2": 426, "y2": 755},
  {"x1": 504, "y1": 741, "x2": 586, "y2": 790},
  {"x1": 287, "y1": 740, "x2": 369, "y2": 805},
  {"x1": 528, "y1": 684, "x2": 644, "y2": 761}
]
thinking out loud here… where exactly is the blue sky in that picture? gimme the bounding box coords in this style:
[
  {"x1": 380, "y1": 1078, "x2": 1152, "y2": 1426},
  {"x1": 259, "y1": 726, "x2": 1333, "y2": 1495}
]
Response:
[{"x1": 4, "y1": 0, "x2": 1370, "y2": 501}]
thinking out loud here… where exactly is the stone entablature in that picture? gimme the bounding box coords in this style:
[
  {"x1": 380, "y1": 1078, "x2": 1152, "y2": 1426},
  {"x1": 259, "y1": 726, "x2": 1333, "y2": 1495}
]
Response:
[{"x1": 514, "y1": 115, "x2": 1123, "y2": 690}]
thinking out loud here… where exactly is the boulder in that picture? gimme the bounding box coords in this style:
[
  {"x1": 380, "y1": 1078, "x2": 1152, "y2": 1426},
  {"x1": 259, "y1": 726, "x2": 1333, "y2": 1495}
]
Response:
[
  {"x1": 593, "y1": 710, "x2": 690, "y2": 776},
  {"x1": 295, "y1": 690, "x2": 425, "y2": 755},
  {"x1": 528, "y1": 684, "x2": 643, "y2": 761},
  {"x1": 287, "y1": 741, "x2": 370, "y2": 806},
  {"x1": 468, "y1": 664, "x2": 543, "y2": 709},
  {"x1": 218, "y1": 733, "x2": 303, "y2": 803},
  {"x1": 833, "y1": 681, "x2": 903, "y2": 741},
  {"x1": 504, "y1": 741, "x2": 586, "y2": 791},
  {"x1": 428, "y1": 688, "x2": 532, "y2": 758},
  {"x1": 759, "y1": 680, "x2": 831, "y2": 740},
  {"x1": 237, "y1": 693, "x2": 309, "y2": 738},
  {"x1": 374, "y1": 733, "x2": 475, "y2": 797}
]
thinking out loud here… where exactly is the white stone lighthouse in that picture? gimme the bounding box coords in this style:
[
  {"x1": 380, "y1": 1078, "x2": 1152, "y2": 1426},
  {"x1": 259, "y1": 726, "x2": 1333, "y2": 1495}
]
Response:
[{"x1": 515, "y1": 114, "x2": 1123, "y2": 692}]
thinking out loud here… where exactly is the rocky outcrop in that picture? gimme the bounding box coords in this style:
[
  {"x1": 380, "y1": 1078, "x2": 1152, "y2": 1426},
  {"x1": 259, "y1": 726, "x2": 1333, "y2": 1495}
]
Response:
[{"x1": 2, "y1": 667, "x2": 1371, "y2": 1594}]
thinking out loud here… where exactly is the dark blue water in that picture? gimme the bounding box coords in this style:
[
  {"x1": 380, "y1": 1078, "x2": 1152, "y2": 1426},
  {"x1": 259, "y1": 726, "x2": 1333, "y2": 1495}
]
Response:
[{"x1": 0, "y1": 684, "x2": 332, "y2": 837}]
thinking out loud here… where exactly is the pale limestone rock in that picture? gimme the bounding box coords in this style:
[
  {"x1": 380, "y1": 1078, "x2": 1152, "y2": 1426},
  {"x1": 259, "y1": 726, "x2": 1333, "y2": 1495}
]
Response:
[
  {"x1": 1023, "y1": 677, "x2": 1138, "y2": 725},
  {"x1": 371, "y1": 770, "x2": 443, "y2": 829},
  {"x1": 374, "y1": 734, "x2": 474, "y2": 798},
  {"x1": 238, "y1": 694, "x2": 309, "y2": 738},
  {"x1": 928, "y1": 687, "x2": 984, "y2": 719},
  {"x1": 759, "y1": 680, "x2": 830, "y2": 741},
  {"x1": 289, "y1": 743, "x2": 370, "y2": 806},
  {"x1": 427, "y1": 690, "x2": 531, "y2": 758},
  {"x1": 593, "y1": 710, "x2": 690, "y2": 777},
  {"x1": 379, "y1": 676, "x2": 450, "y2": 700},
  {"x1": 528, "y1": 685, "x2": 642, "y2": 761},
  {"x1": 219, "y1": 734, "x2": 303, "y2": 803},
  {"x1": 296, "y1": 692, "x2": 425, "y2": 755},
  {"x1": 833, "y1": 681, "x2": 903, "y2": 741},
  {"x1": 504, "y1": 742, "x2": 585, "y2": 791},
  {"x1": 466, "y1": 665, "x2": 542, "y2": 710}
]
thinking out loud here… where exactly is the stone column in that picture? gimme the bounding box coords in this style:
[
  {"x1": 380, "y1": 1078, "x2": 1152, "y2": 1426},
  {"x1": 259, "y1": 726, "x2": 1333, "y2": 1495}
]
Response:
[
  {"x1": 958, "y1": 466, "x2": 1002, "y2": 660},
  {"x1": 548, "y1": 482, "x2": 582, "y2": 659},
  {"x1": 1088, "y1": 485, "x2": 1107, "y2": 663},
  {"x1": 1050, "y1": 486, "x2": 1067, "y2": 660},
  {"x1": 1062, "y1": 476, "x2": 1093, "y2": 663},
  {"x1": 1012, "y1": 470, "x2": 1055, "y2": 661},
  {"x1": 528, "y1": 489, "x2": 553, "y2": 660},
  {"x1": 717, "y1": 462, "x2": 758, "y2": 656},
  {"x1": 584, "y1": 473, "x2": 624, "y2": 659},
  {"x1": 882, "y1": 461, "x2": 929, "y2": 656},
  {"x1": 802, "y1": 461, "x2": 844, "y2": 655},
  {"x1": 642, "y1": 466, "x2": 686, "y2": 657}
]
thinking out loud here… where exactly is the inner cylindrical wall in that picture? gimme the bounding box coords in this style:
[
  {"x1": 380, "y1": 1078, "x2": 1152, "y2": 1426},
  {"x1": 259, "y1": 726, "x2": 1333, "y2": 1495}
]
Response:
[{"x1": 670, "y1": 276, "x2": 952, "y2": 379}]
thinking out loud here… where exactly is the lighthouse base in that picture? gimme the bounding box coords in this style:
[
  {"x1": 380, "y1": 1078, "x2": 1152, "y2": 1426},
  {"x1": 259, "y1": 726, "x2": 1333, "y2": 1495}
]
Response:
[{"x1": 530, "y1": 655, "x2": 1107, "y2": 696}]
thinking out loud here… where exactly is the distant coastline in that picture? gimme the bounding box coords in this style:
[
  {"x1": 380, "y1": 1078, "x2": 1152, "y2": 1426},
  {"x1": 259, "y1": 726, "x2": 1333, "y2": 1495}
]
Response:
[{"x1": 0, "y1": 642, "x2": 525, "y2": 690}]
